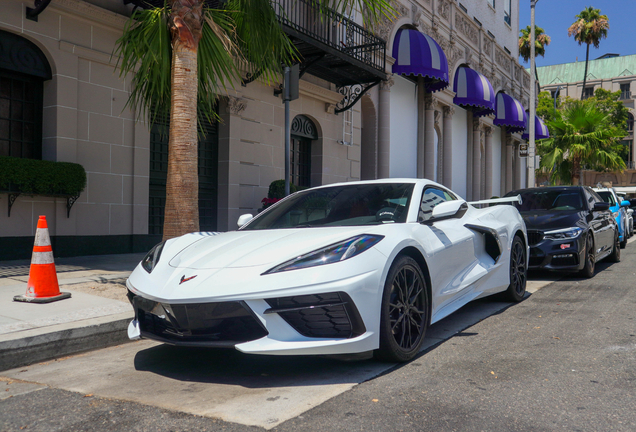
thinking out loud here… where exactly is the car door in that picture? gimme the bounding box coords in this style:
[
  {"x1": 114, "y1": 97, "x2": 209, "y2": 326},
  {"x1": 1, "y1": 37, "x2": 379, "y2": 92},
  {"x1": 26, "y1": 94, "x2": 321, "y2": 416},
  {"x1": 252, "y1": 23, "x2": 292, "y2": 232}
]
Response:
[
  {"x1": 411, "y1": 187, "x2": 480, "y2": 321},
  {"x1": 587, "y1": 188, "x2": 614, "y2": 253}
]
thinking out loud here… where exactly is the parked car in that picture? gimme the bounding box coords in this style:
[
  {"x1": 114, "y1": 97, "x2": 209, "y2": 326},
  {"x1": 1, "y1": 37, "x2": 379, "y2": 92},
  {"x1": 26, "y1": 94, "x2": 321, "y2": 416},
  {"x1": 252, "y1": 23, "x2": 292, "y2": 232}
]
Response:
[
  {"x1": 505, "y1": 186, "x2": 619, "y2": 277},
  {"x1": 126, "y1": 179, "x2": 528, "y2": 363},
  {"x1": 616, "y1": 192, "x2": 634, "y2": 238},
  {"x1": 593, "y1": 187, "x2": 630, "y2": 248}
]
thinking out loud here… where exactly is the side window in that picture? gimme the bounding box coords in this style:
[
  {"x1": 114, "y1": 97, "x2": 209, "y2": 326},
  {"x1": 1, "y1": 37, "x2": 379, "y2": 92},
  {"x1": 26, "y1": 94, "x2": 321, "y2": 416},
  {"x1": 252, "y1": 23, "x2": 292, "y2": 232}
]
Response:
[
  {"x1": 583, "y1": 188, "x2": 597, "y2": 209},
  {"x1": 418, "y1": 187, "x2": 455, "y2": 222}
]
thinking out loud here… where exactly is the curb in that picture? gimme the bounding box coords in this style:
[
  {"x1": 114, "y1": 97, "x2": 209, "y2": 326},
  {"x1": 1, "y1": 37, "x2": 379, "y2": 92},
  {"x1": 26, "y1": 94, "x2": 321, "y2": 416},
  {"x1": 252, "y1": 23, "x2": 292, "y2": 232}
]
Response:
[{"x1": 0, "y1": 312, "x2": 133, "y2": 372}]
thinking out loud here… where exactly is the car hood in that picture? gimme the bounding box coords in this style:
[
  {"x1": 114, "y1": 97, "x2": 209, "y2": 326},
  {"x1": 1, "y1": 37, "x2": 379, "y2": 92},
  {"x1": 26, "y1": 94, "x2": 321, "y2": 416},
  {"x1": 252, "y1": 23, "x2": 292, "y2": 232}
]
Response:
[
  {"x1": 167, "y1": 227, "x2": 375, "y2": 270},
  {"x1": 520, "y1": 210, "x2": 586, "y2": 231}
]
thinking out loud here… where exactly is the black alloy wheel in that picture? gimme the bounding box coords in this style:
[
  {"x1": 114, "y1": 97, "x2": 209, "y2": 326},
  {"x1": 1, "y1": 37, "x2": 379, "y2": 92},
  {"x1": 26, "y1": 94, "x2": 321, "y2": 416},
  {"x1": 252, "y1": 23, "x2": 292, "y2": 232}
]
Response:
[
  {"x1": 609, "y1": 230, "x2": 621, "y2": 263},
  {"x1": 375, "y1": 256, "x2": 428, "y2": 363},
  {"x1": 581, "y1": 233, "x2": 595, "y2": 278},
  {"x1": 504, "y1": 236, "x2": 527, "y2": 302}
]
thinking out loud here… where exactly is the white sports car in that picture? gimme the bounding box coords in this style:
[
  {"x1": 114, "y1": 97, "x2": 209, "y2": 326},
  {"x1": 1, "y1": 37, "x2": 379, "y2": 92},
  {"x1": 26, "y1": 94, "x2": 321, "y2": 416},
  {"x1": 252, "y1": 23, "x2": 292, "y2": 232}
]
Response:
[{"x1": 126, "y1": 179, "x2": 528, "y2": 362}]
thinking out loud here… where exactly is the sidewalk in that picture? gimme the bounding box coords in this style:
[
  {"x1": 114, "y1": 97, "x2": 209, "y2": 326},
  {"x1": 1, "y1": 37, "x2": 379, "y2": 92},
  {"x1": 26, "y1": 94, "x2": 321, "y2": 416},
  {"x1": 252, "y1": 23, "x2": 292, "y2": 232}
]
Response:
[{"x1": 0, "y1": 253, "x2": 145, "y2": 372}]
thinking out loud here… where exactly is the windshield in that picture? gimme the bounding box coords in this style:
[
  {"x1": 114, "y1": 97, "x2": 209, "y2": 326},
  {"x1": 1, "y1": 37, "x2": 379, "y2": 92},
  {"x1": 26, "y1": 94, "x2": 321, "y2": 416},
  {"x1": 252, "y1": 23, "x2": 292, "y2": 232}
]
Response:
[
  {"x1": 242, "y1": 183, "x2": 414, "y2": 230},
  {"x1": 596, "y1": 191, "x2": 617, "y2": 206},
  {"x1": 509, "y1": 190, "x2": 584, "y2": 212}
]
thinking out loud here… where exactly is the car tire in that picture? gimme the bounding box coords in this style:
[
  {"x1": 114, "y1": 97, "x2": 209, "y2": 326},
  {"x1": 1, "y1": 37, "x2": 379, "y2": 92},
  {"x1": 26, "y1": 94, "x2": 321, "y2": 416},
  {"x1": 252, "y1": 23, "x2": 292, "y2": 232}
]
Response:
[
  {"x1": 375, "y1": 255, "x2": 429, "y2": 363},
  {"x1": 580, "y1": 233, "x2": 595, "y2": 278},
  {"x1": 608, "y1": 230, "x2": 621, "y2": 263},
  {"x1": 503, "y1": 236, "x2": 527, "y2": 302}
]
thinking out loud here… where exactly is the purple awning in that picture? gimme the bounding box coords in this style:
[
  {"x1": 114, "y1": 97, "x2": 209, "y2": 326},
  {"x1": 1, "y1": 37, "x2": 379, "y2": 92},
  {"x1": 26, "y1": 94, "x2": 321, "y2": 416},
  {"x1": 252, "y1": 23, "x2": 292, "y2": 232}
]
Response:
[
  {"x1": 452, "y1": 67, "x2": 495, "y2": 117},
  {"x1": 493, "y1": 92, "x2": 527, "y2": 133},
  {"x1": 522, "y1": 115, "x2": 550, "y2": 140},
  {"x1": 392, "y1": 29, "x2": 449, "y2": 92}
]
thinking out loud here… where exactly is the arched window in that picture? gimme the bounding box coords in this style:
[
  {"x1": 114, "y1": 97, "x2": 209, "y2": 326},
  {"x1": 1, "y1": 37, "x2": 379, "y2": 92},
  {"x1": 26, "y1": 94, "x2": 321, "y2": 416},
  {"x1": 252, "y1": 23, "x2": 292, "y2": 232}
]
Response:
[
  {"x1": 0, "y1": 30, "x2": 51, "y2": 159},
  {"x1": 290, "y1": 115, "x2": 317, "y2": 188},
  {"x1": 627, "y1": 113, "x2": 633, "y2": 133}
]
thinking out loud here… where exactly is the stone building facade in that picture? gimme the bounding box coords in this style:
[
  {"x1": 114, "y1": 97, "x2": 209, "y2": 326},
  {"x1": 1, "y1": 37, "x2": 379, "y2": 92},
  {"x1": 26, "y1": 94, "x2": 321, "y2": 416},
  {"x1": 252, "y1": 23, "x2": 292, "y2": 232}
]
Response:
[
  {"x1": 0, "y1": 0, "x2": 531, "y2": 259},
  {"x1": 538, "y1": 54, "x2": 636, "y2": 187}
]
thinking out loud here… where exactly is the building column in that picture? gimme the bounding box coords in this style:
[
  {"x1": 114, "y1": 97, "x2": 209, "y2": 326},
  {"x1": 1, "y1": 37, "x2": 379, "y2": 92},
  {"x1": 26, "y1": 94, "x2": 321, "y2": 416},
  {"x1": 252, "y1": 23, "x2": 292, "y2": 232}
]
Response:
[
  {"x1": 417, "y1": 77, "x2": 425, "y2": 178},
  {"x1": 424, "y1": 94, "x2": 438, "y2": 180},
  {"x1": 484, "y1": 125, "x2": 493, "y2": 198},
  {"x1": 513, "y1": 140, "x2": 522, "y2": 190},
  {"x1": 505, "y1": 134, "x2": 513, "y2": 194},
  {"x1": 472, "y1": 119, "x2": 482, "y2": 201},
  {"x1": 442, "y1": 106, "x2": 454, "y2": 189},
  {"x1": 378, "y1": 76, "x2": 394, "y2": 178}
]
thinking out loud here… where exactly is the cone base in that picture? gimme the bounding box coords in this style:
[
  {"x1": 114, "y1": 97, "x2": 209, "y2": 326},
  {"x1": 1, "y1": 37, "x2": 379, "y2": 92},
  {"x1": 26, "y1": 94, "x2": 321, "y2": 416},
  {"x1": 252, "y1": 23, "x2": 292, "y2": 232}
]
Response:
[{"x1": 13, "y1": 292, "x2": 71, "y2": 303}]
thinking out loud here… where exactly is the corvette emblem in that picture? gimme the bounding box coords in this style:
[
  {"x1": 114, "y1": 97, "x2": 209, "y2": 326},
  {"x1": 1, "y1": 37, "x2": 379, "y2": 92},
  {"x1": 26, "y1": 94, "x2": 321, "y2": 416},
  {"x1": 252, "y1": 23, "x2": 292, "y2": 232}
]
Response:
[{"x1": 179, "y1": 275, "x2": 197, "y2": 285}]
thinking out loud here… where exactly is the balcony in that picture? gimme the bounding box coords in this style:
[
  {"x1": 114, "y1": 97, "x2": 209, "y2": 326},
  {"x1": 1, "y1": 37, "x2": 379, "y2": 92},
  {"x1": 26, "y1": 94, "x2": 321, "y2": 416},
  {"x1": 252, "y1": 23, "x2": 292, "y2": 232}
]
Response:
[
  {"x1": 273, "y1": 0, "x2": 387, "y2": 87},
  {"x1": 124, "y1": 0, "x2": 387, "y2": 88}
]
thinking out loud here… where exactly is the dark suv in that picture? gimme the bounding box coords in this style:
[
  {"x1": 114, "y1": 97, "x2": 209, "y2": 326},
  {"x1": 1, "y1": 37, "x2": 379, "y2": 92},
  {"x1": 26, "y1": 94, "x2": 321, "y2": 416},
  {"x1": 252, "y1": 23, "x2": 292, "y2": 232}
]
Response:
[{"x1": 505, "y1": 186, "x2": 619, "y2": 277}]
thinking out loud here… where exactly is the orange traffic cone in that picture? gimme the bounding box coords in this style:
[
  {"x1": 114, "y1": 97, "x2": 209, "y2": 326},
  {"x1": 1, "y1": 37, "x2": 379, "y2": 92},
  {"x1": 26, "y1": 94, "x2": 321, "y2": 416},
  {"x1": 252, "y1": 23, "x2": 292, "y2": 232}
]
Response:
[{"x1": 13, "y1": 215, "x2": 71, "y2": 303}]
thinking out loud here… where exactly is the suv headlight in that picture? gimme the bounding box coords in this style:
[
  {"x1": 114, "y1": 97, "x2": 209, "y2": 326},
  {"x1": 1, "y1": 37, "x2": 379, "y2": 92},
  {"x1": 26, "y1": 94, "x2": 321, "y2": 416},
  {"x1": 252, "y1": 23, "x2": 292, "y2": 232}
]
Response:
[
  {"x1": 264, "y1": 235, "x2": 384, "y2": 274},
  {"x1": 141, "y1": 241, "x2": 166, "y2": 273},
  {"x1": 544, "y1": 227, "x2": 583, "y2": 240}
]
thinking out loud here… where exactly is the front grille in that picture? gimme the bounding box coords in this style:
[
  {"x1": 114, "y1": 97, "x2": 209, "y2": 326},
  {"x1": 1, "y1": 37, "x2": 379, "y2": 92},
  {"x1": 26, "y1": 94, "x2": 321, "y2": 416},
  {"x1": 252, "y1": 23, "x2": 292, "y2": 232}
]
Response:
[
  {"x1": 130, "y1": 293, "x2": 268, "y2": 346},
  {"x1": 265, "y1": 292, "x2": 365, "y2": 339},
  {"x1": 527, "y1": 230, "x2": 544, "y2": 246}
]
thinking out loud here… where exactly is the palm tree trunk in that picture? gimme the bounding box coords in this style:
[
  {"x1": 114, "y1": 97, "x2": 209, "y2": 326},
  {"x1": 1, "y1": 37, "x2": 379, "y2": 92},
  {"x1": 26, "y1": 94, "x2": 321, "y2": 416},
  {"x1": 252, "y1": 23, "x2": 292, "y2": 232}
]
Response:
[
  {"x1": 163, "y1": 0, "x2": 203, "y2": 241},
  {"x1": 580, "y1": 43, "x2": 590, "y2": 99}
]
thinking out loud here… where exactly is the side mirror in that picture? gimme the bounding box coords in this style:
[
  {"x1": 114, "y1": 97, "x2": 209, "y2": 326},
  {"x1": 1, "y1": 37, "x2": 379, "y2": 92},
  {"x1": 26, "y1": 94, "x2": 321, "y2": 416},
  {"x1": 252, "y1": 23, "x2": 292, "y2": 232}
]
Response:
[
  {"x1": 237, "y1": 213, "x2": 253, "y2": 228},
  {"x1": 593, "y1": 202, "x2": 610, "y2": 211},
  {"x1": 621, "y1": 200, "x2": 630, "y2": 207},
  {"x1": 430, "y1": 200, "x2": 468, "y2": 221}
]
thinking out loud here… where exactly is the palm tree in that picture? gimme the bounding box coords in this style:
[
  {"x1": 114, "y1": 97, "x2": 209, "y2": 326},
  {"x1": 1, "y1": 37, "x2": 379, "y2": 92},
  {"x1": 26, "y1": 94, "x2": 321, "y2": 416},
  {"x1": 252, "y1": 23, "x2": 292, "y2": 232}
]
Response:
[
  {"x1": 538, "y1": 100, "x2": 625, "y2": 185},
  {"x1": 518, "y1": 25, "x2": 551, "y2": 73},
  {"x1": 568, "y1": 6, "x2": 609, "y2": 100},
  {"x1": 115, "y1": 0, "x2": 392, "y2": 241}
]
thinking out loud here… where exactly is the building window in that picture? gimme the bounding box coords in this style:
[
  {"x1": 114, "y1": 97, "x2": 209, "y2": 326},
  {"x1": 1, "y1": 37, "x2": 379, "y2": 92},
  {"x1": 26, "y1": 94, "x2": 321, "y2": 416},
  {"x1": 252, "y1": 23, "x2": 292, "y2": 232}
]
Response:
[
  {"x1": 582, "y1": 86, "x2": 594, "y2": 100},
  {"x1": 290, "y1": 115, "x2": 317, "y2": 188},
  {"x1": 0, "y1": 30, "x2": 51, "y2": 159},
  {"x1": 620, "y1": 83, "x2": 631, "y2": 100},
  {"x1": 627, "y1": 113, "x2": 634, "y2": 133},
  {"x1": 504, "y1": 0, "x2": 511, "y2": 25},
  {"x1": 488, "y1": 0, "x2": 495, "y2": 8}
]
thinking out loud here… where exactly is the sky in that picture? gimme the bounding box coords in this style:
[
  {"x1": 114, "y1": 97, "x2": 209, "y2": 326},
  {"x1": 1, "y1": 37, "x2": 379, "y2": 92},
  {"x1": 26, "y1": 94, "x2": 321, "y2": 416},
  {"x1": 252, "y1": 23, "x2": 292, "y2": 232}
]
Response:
[{"x1": 518, "y1": 0, "x2": 636, "y2": 67}]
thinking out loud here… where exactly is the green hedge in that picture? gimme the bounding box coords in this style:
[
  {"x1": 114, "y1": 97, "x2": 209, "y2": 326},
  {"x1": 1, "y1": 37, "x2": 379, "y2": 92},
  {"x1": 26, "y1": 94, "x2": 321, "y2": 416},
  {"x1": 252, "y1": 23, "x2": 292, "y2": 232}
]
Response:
[{"x1": 0, "y1": 156, "x2": 87, "y2": 197}]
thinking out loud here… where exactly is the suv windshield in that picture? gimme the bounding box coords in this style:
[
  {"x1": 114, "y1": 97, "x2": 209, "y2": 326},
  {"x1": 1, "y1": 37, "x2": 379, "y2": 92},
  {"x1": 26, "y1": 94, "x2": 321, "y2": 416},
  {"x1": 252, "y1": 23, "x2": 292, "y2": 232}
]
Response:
[
  {"x1": 508, "y1": 189, "x2": 584, "y2": 212},
  {"x1": 242, "y1": 183, "x2": 414, "y2": 230}
]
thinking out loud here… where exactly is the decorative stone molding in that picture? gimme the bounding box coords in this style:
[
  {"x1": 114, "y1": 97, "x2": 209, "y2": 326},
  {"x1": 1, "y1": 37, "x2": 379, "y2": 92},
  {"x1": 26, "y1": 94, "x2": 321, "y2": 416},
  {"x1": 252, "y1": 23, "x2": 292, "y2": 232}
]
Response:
[
  {"x1": 425, "y1": 94, "x2": 439, "y2": 110},
  {"x1": 443, "y1": 106, "x2": 455, "y2": 118},
  {"x1": 374, "y1": 0, "x2": 409, "y2": 41},
  {"x1": 380, "y1": 75, "x2": 395, "y2": 90},
  {"x1": 449, "y1": 45, "x2": 464, "y2": 71},
  {"x1": 473, "y1": 118, "x2": 482, "y2": 131},
  {"x1": 523, "y1": 73, "x2": 530, "y2": 89},
  {"x1": 50, "y1": 0, "x2": 128, "y2": 30},
  {"x1": 455, "y1": 12, "x2": 479, "y2": 42},
  {"x1": 325, "y1": 103, "x2": 336, "y2": 115},
  {"x1": 299, "y1": 80, "x2": 343, "y2": 105},
  {"x1": 438, "y1": 0, "x2": 451, "y2": 21},
  {"x1": 226, "y1": 96, "x2": 247, "y2": 116},
  {"x1": 412, "y1": 5, "x2": 422, "y2": 27},
  {"x1": 506, "y1": 135, "x2": 514, "y2": 146},
  {"x1": 483, "y1": 37, "x2": 493, "y2": 59},
  {"x1": 495, "y1": 48, "x2": 510, "y2": 74},
  {"x1": 434, "y1": 110, "x2": 441, "y2": 126},
  {"x1": 484, "y1": 126, "x2": 493, "y2": 137},
  {"x1": 465, "y1": 46, "x2": 474, "y2": 68}
]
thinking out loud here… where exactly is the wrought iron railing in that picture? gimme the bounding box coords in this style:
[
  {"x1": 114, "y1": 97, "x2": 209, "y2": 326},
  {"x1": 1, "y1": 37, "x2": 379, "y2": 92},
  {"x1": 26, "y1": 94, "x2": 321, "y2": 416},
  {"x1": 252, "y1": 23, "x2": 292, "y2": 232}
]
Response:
[{"x1": 272, "y1": 0, "x2": 386, "y2": 74}]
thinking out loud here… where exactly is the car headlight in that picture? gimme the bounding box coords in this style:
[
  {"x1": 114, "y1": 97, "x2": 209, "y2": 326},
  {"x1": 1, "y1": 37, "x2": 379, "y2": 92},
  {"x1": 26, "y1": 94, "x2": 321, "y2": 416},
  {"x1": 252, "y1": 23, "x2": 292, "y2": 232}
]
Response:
[
  {"x1": 543, "y1": 227, "x2": 583, "y2": 240},
  {"x1": 264, "y1": 235, "x2": 384, "y2": 274},
  {"x1": 141, "y1": 241, "x2": 166, "y2": 273}
]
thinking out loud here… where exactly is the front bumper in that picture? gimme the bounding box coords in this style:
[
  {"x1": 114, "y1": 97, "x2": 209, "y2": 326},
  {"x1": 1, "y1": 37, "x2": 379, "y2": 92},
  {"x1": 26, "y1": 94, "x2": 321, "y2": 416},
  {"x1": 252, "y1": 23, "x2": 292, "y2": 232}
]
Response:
[{"x1": 527, "y1": 231, "x2": 585, "y2": 272}]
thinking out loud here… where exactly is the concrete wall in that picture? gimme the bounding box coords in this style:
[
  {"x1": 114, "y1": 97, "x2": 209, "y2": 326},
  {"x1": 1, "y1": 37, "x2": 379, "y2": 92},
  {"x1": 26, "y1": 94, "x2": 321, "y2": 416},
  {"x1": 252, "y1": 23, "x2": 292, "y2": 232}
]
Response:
[{"x1": 389, "y1": 76, "x2": 418, "y2": 178}]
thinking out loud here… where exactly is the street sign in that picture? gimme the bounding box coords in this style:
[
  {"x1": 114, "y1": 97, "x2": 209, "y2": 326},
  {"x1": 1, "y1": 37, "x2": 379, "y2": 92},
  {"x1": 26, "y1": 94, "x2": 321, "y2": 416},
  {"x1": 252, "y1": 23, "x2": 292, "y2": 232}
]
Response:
[{"x1": 519, "y1": 144, "x2": 528, "y2": 158}]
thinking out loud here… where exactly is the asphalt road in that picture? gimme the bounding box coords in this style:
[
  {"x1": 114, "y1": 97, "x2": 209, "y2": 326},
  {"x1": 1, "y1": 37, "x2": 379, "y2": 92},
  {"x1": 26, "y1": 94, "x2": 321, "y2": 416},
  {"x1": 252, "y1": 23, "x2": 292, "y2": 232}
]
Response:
[{"x1": 2, "y1": 248, "x2": 635, "y2": 431}]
